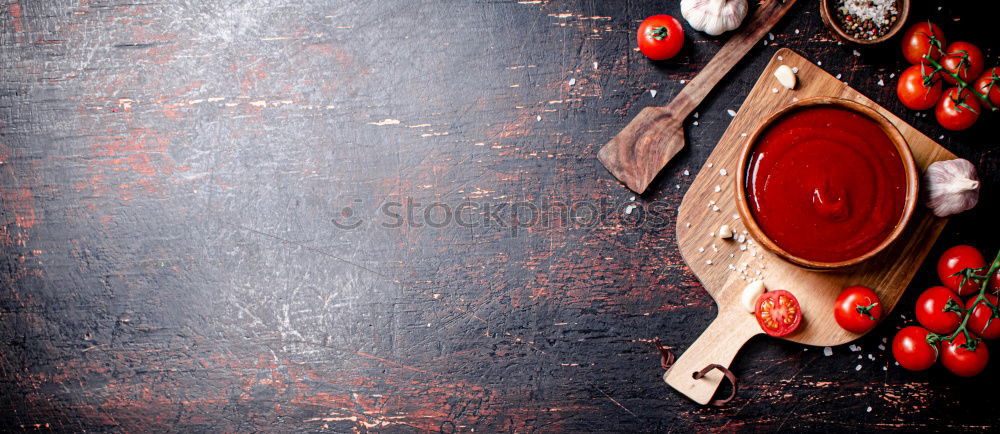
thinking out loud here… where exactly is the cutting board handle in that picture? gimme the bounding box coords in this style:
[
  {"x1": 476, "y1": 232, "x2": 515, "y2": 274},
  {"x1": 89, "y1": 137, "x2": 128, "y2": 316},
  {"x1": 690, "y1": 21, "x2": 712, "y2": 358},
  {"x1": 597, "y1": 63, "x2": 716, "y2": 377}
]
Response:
[{"x1": 663, "y1": 308, "x2": 761, "y2": 405}]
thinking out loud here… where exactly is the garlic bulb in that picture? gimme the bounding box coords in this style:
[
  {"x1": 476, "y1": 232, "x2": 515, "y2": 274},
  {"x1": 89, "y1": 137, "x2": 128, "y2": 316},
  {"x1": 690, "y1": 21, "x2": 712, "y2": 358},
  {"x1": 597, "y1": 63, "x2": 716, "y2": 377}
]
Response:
[
  {"x1": 924, "y1": 158, "x2": 979, "y2": 217},
  {"x1": 681, "y1": 0, "x2": 748, "y2": 36}
]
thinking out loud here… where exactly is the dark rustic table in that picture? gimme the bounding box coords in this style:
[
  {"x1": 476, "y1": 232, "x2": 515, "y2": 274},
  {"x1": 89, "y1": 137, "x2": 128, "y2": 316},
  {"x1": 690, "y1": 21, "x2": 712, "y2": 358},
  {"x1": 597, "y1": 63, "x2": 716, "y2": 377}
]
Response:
[{"x1": 2, "y1": 0, "x2": 997, "y2": 432}]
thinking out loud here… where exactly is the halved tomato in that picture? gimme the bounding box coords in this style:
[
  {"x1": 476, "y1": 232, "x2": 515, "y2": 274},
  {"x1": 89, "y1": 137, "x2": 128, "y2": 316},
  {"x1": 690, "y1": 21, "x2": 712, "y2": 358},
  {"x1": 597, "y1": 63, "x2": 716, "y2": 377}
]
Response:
[{"x1": 754, "y1": 290, "x2": 802, "y2": 337}]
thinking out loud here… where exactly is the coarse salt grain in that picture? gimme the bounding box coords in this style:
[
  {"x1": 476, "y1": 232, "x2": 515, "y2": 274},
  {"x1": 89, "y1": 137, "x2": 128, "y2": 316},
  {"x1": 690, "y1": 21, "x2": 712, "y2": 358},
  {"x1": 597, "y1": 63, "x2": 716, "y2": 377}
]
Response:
[
  {"x1": 708, "y1": 163, "x2": 714, "y2": 168},
  {"x1": 706, "y1": 259, "x2": 713, "y2": 265},
  {"x1": 693, "y1": 121, "x2": 699, "y2": 126},
  {"x1": 568, "y1": 78, "x2": 576, "y2": 86},
  {"x1": 727, "y1": 109, "x2": 737, "y2": 117},
  {"x1": 823, "y1": 347, "x2": 833, "y2": 356},
  {"x1": 650, "y1": 89, "x2": 657, "y2": 97},
  {"x1": 683, "y1": 169, "x2": 690, "y2": 176},
  {"x1": 772, "y1": 88, "x2": 779, "y2": 93},
  {"x1": 866, "y1": 407, "x2": 872, "y2": 413},
  {"x1": 712, "y1": 205, "x2": 720, "y2": 212},
  {"x1": 855, "y1": 364, "x2": 862, "y2": 371},
  {"x1": 714, "y1": 185, "x2": 721, "y2": 192},
  {"x1": 719, "y1": 169, "x2": 728, "y2": 176}
]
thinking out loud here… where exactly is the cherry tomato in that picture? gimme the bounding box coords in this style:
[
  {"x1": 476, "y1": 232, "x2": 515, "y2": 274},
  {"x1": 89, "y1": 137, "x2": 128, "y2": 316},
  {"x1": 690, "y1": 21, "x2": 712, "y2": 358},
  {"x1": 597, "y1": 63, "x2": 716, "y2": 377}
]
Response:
[
  {"x1": 915, "y1": 286, "x2": 963, "y2": 334},
  {"x1": 892, "y1": 326, "x2": 939, "y2": 371},
  {"x1": 940, "y1": 42, "x2": 985, "y2": 85},
  {"x1": 937, "y1": 245, "x2": 987, "y2": 295},
  {"x1": 967, "y1": 294, "x2": 1000, "y2": 340},
  {"x1": 754, "y1": 290, "x2": 802, "y2": 337},
  {"x1": 833, "y1": 286, "x2": 882, "y2": 334},
  {"x1": 637, "y1": 15, "x2": 684, "y2": 61},
  {"x1": 901, "y1": 21, "x2": 946, "y2": 65},
  {"x1": 940, "y1": 333, "x2": 989, "y2": 377},
  {"x1": 935, "y1": 88, "x2": 981, "y2": 131},
  {"x1": 973, "y1": 67, "x2": 1000, "y2": 107},
  {"x1": 896, "y1": 64, "x2": 943, "y2": 110}
]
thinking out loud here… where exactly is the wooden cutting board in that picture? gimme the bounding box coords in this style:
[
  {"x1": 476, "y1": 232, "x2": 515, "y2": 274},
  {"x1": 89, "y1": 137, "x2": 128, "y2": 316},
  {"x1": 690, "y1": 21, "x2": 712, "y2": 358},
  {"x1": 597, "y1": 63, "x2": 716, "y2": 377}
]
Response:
[{"x1": 664, "y1": 48, "x2": 956, "y2": 405}]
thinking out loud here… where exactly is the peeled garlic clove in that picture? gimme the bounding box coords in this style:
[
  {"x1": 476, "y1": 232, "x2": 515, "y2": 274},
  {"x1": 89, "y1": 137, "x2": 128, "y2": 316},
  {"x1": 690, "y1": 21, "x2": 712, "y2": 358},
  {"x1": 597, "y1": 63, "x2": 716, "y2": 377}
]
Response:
[
  {"x1": 774, "y1": 65, "x2": 797, "y2": 89},
  {"x1": 924, "y1": 158, "x2": 979, "y2": 217},
  {"x1": 718, "y1": 224, "x2": 733, "y2": 239},
  {"x1": 741, "y1": 281, "x2": 766, "y2": 313}
]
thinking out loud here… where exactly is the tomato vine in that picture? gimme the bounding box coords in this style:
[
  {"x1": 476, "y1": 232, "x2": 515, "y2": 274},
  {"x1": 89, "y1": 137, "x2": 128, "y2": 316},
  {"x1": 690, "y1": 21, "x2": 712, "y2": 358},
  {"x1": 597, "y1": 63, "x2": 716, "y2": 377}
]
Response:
[
  {"x1": 927, "y1": 249, "x2": 1000, "y2": 351},
  {"x1": 923, "y1": 53, "x2": 998, "y2": 112}
]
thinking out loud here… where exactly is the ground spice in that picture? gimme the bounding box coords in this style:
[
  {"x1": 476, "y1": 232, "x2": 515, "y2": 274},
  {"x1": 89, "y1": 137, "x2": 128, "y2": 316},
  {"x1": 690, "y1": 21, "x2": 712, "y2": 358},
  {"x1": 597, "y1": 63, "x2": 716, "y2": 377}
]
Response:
[{"x1": 834, "y1": 0, "x2": 899, "y2": 41}]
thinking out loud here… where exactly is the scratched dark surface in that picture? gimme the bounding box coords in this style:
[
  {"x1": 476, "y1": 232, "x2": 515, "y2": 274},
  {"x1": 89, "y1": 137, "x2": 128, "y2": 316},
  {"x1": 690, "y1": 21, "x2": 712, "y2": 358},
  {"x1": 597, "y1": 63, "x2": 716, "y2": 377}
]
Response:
[{"x1": 2, "y1": 0, "x2": 999, "y2": 432}]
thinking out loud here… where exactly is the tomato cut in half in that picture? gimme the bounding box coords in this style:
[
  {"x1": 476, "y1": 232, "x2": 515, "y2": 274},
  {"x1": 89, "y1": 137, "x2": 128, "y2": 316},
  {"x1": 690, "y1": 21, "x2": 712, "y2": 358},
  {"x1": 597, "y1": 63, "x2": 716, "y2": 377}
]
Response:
[
  {"x1": 834, "y1": 286, "x2": 882, "y2": 334},
  {"x1": 754, "y1": 290, "x2": 802, "y2": 337}
]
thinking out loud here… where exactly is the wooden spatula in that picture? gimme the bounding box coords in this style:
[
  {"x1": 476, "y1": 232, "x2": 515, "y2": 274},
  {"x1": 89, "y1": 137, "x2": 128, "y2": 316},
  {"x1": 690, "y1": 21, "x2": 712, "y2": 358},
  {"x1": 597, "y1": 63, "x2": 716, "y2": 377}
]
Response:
[{"x1": 598, "y1": 0, "x2": 799, "y2": 194}]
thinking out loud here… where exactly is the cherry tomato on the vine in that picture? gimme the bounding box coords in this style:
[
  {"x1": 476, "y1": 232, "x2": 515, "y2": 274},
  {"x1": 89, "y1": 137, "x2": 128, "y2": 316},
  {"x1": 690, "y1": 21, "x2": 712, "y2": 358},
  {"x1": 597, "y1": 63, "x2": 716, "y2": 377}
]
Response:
[
  {"x1": 935, "y1": 88, "x2": 981, "y2": 131},
  {"x1": 973, "y1": 67, "x2": 1000, "y2": 107},
  {"x1": 938, "y1": 245, "x2": 987, "y2": 295},
  {"x1": 754, "y1": 290, "x2": 802, "y2": 337},
  {"x1": 897, "y1": 64, "x2": 943, "y2": 110},
  {"x1": 901, "y1": 21, "x2": 946, "y2": 65},
  {"x1": 915, "y1": 286, "x2": 963, "y2": 334},
  {"x1": 834, "y1": 286, "x2": 882, "y2": 334},
  {"x1": 940, "y1": 333, "x2": 989, "y2": 377},
  {"x1": 967, "y1": 294, "x2": 1000, "y2": 340},
  {"x1": 940, "y1": 42, "x2": 985, "y2": 85},
  {"x1": 637, "y1": 15, "x2": 684, "y2": 61},
  {"x1": 892, "y1": 326, "x2": 939, "y2": 371}
]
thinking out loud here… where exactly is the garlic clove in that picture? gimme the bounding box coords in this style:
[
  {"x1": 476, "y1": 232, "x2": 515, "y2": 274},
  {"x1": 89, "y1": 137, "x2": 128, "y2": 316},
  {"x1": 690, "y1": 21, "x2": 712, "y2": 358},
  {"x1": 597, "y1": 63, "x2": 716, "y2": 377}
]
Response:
[
  {"x1": 718, "y1": 224, "x2": 733, "y2": 239},
  {"x1": 741, "y1": 281, "x2": 766, "y2": 313},
  {"x1": 774, "y1": 65, "x2": 797, "y2": 89},
  {"x1": 924, "y1": 158, "x2": 979, "y2": 217}
]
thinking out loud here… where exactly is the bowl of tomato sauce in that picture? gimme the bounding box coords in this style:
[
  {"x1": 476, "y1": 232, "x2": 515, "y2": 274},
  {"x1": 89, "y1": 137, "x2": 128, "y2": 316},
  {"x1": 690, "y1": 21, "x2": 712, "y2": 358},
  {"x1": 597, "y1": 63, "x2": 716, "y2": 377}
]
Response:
[{"x1": 735, "y1": 97, "x2": 919, "y2": 270}]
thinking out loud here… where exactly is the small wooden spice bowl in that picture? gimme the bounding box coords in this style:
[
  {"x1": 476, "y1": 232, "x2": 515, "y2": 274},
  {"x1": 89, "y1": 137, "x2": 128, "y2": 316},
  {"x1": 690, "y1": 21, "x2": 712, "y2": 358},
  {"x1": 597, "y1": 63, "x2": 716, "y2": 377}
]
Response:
[
  {"x1": 734, "y1": 97, "x2": 920, "y2": 270},
  {"x1": 819, "y1": 0, "x2": 910, "y2": 45}
]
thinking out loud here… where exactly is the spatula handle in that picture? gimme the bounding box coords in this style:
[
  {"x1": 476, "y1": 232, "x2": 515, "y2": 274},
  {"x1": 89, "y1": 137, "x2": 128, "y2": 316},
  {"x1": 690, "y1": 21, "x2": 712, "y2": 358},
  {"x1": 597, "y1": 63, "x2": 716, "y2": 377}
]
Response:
[
  {"x1": 669, "y1": 0, "x2": 799, "y2": 117},
  {"x1": 663, "y1": 308, "x2": 761, "y2": 405}
]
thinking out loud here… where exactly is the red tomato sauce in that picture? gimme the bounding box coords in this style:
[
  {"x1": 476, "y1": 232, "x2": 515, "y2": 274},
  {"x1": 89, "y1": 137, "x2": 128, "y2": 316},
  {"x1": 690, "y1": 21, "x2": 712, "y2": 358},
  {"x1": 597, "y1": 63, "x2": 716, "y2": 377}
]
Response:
[{"x1": 744, "y1": 106, "x2": 907, "y2": 263}]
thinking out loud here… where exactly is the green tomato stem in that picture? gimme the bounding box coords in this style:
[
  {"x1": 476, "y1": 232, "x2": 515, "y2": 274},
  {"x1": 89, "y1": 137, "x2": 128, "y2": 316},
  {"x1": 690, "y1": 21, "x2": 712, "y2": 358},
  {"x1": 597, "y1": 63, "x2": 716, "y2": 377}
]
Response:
[
  {"x1": 922, "y1": 55, "x2": 998, "y2": 112},
  {"x1": 943, "y1": 249, "x2": 1000, "y2": 351}
]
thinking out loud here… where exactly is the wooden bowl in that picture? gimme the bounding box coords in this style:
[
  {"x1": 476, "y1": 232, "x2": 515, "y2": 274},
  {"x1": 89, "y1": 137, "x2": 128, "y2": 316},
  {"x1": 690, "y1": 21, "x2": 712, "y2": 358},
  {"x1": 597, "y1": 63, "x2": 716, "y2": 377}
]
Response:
[
  {"x1": 734, "y1": 97, "x2": 919, "y2": 270},
  {"x1": 819, "y1": 0, "x2": 910, "y2": 45}
]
